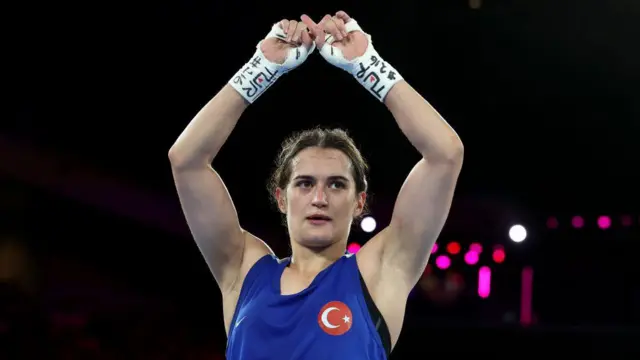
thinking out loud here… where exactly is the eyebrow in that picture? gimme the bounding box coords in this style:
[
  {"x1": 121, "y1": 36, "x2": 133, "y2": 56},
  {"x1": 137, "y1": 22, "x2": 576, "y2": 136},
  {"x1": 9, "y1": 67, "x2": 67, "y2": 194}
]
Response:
[{"x1": 292, "y1": 175, "x2": 350, "y2": 182}]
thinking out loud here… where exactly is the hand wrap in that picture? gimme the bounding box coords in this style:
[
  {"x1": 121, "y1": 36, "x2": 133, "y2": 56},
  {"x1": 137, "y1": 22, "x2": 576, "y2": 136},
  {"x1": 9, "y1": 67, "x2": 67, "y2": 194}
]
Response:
[
  {"x1": 229, "y1": 23, "x2": 316, "y2": 103},
  {"x1": 319, "y1": 20, "x2": 403, "y2": 102}
]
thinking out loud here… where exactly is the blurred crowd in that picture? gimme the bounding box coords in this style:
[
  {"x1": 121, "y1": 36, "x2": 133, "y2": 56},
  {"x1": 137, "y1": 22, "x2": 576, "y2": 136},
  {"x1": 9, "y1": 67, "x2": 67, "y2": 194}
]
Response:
[
  {"x1": 0, "y1": 282, "x2": 224, "y2": 360},
  {"x1": 0, "y1": 237, "x2": 224, "y2": 360}
]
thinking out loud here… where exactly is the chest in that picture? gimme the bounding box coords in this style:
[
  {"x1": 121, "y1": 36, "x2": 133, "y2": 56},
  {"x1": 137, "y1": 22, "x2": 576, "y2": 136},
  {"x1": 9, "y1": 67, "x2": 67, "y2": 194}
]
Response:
[
  {"x1": 279, "y1": 268, "x2": 317, "y2": 296},
  {"x1": 231, "y1": 283, "x2": 372, "y2": 345},
  {"x1": 226, "y1": 259, "x2": 388, "y2": 360}
]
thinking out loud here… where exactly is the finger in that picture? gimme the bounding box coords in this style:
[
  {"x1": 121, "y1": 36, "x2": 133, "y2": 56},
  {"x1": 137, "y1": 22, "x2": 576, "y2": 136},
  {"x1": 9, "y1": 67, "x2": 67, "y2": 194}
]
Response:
[
  {"x1": 300, "y1": 29, "x2": 313, "y2": 48},
  {"x1": 279, "y1": 19, "x2": 290, "y2": 35},
  {"x1": 335, "y1": 11, "x2": 352, "y2": 23},
  {"x1": 301, "y1": 14, "x2": 325, "y2": 47},
  {"x1": 300, "y1": 14, "x2": 318, "y2": 30},
  {"x1": 286, "y1": 20, "x2": 298, "y2": 42},
  {"x1": 317, "y1": 15, "x2": 334, "y2": 46},
  {"x1": 300, "y1": 14, "x2": 318, "y2": 29},
  {"x1": 332, "y1": 16, "x2": 347, "y2": 38},
  {"x1": 291, "y1": 22, "x2": 305, "y2": 44},
  {"x1": 318, "y1": 14, "x2": 332, "y2": 31},
  {"x1": 322, "y1": 16, "x2": 341, "y2": 41}
]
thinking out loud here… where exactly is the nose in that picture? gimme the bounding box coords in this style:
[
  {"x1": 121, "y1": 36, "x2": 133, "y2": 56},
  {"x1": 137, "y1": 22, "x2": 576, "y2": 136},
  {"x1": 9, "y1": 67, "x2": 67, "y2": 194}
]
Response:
[{"x1": 311, "y1": 186, "x2": 328, "y2": 208}]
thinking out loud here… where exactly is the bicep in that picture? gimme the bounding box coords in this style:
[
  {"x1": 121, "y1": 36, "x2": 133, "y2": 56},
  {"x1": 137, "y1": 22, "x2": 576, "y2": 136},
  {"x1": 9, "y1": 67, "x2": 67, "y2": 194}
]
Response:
[
  {"x1": 384, "y1": 158, "x2": 462, "y2": 285},
  {"x1": 357, "y1": 158, "x2": 462, "y2": 345},
  {"x1": 172, "y1": 165, "x2": 269, "y2": 292}
]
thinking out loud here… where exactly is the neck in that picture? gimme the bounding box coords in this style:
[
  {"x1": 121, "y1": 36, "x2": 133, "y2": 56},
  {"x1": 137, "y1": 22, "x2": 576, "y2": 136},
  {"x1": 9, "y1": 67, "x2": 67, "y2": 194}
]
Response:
[{"x1": 288, "y1": 240, "x2": 346, "y2": 275}]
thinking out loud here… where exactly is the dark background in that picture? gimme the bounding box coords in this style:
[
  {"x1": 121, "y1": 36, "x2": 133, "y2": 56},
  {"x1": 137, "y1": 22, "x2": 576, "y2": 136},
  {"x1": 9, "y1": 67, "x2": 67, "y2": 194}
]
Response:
[{"x1": 3, "y1": 0, "x2": 639, "y2": 358}]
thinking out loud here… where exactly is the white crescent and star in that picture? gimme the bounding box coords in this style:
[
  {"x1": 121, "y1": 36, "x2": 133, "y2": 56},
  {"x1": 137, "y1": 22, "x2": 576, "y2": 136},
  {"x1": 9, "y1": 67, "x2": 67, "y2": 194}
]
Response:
[{"x1": 320, "y1": 306, "x2": 351, "y2": 329}]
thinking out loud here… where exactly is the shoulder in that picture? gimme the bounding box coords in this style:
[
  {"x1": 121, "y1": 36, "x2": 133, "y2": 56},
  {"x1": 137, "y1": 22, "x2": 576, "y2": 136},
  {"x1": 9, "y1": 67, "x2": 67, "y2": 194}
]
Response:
[
  {"x1": 222, "y1": 232, "x2": 278, "y2": 333},
  {"x1": 233, "y1": 232, "x2": 278, "y2": 288}
]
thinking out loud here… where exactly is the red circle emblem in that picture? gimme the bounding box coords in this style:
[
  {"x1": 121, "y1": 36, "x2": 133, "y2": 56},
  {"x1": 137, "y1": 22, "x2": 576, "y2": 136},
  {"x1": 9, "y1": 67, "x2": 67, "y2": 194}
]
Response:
[{"x1": 317, "y1": 301, "x2": 353, "y2": 336}]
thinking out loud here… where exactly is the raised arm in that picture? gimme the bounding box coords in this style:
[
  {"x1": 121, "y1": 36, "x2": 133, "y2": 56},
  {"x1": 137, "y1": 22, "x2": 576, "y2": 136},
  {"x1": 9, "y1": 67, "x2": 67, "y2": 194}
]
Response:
[
  {"x1": 308, "y1": 12, "x2": 463, "y2": 289},
  {"x1": 380, "y1": 81, "x2": 463, "y2": 287},
  {"x1": 304, "y1": 12, "x2": 463, "y2": 347},
  {"x1": 169, "y1": 85, "x2": 262, "y2": 294},
  {"x1": 168, "y1": 19, "x2": 315, "y2": 297}
]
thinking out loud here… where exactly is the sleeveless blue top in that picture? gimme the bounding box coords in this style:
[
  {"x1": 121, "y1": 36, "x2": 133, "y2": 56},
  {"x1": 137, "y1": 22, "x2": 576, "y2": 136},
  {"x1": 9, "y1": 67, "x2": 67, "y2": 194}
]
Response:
[{"x1": 226, "y1": 253, "x2": 388, "y2": 360}]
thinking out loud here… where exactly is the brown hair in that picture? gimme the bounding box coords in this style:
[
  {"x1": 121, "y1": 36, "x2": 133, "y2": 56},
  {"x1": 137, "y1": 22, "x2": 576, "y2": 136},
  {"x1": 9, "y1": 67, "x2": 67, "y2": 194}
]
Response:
[{"x1": 268, "y1": 127, "x2": 370, "y2": 219}]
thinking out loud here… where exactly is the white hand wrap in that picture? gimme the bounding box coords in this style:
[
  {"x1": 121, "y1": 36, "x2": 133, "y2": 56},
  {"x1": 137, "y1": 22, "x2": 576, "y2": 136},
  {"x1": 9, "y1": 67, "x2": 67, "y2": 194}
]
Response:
[
  {"x1": 319, "y1": 20, "x2": 403, "y2": 102},
  {"x1": 229, "y1": 23, "x2": 316, "y2": 103}
]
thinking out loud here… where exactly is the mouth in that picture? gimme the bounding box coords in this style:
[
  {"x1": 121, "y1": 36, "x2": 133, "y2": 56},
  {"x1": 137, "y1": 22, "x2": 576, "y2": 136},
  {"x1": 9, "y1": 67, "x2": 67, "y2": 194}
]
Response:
[{"x1": 306, "y1": 214, "x2": 332, "y2": 224}]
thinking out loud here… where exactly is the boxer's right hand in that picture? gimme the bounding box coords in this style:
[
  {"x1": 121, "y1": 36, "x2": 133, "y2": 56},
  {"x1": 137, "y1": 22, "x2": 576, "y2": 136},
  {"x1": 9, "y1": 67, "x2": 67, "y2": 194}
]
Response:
[
  {"x1": 229, "y1": 18, "x2": 316, "y2": 103},
  {"x1": 259, "y1": 19, "x2": 316, "y2": 68}
]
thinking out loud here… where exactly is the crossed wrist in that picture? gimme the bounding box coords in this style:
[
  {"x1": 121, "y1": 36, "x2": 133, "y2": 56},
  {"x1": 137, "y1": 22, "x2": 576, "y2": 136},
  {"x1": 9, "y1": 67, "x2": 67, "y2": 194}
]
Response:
[
  {"x1": 229, "y1": 36, "x2": 403, "y2": 104},
  {"x1": 229, "y1": 45, "x2": 283, "y2": 104}
]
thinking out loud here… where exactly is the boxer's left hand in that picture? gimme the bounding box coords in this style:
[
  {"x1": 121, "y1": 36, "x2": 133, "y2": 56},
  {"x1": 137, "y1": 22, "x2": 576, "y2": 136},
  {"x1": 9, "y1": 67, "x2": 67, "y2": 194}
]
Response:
[{"x1": 302, "y1": 11, "x2": 403, "y2": 102}]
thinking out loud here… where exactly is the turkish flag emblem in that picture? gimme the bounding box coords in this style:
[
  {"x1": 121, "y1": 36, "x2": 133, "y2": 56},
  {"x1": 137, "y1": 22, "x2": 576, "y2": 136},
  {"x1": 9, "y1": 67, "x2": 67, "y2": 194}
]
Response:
[{"x1": 317, "y1": 301, "x2": 353, "y2": 336}]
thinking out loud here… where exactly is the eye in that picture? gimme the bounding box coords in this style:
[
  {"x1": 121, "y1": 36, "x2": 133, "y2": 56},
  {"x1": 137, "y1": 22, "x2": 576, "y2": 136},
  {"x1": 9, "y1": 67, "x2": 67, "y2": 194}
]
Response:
[
  {"x1": 296, "y1": 180, "x2": 312, "y2": 188},
  {"x1": 329, "y1": 181, "x2": 346, "y2": 190}
]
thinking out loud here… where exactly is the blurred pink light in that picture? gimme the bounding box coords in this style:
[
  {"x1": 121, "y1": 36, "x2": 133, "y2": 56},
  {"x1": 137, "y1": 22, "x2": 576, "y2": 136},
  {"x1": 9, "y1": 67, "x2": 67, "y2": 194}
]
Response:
[
  {"x1": 492, "y1": 248, "x2": 505, "y2": 263},
  {"x1": 447, "y1": 241, "x2": 461, "y2": 255},
  {"x1": 520, "y1": 266, "x2": 534, "y2": 326},
  {"x1": 431, "y1": 243, "x2": 438, "y2": 254},
  {"x1": 347, "y1": 243, "x2": 361, "y2": 254},
  {"x1": 435, "y1": 255, "x2": 451, "y2": 269},
  {"x1": 478, "y1": 266, "x2": 491, "y2": 298},
  {"x1": 469, "y1": 243, "x2": 483, "y2": 253},
  {"x1": 621, "y1": 215, "x2": 632, "y2": 227},
  {"x1": 597, "y1": 215, "x2": 611, "y2": 230},
  {"x1": 571, "y1": 215, "x2": 584, "y2": 229},
  {"x1": 464, "y1": 251, "x2": 479, "y2": 265},
  {"x1": 546, "y1": 216, "x2": 559, "y2": 229}
]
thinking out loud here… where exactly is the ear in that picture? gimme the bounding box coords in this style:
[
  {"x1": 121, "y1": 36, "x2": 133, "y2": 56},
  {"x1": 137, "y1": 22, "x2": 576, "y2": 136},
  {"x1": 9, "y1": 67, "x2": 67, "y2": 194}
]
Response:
[
  {"x1": 275, "y1": 187, "x2": 287, "y2": 214},
  {"x1": 353, "y1": 191, "x2": 366, "y2": 217}
]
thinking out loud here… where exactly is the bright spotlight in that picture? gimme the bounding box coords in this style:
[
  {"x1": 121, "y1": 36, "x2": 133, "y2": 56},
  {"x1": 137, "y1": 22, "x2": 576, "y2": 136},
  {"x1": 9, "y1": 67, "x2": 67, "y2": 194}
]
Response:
[
  {"x1": 361, "y1": 216, "x2": 376, "y2": 232},
  {"x1": 509, "y1": 224, "x2": 527, "y2": 242}
]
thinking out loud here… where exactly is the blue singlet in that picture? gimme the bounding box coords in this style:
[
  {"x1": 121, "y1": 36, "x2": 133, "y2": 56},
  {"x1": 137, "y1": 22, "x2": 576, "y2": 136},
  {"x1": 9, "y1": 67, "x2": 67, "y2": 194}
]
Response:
[{"x1": 226, "y1": 253, "x2": 390, "y2": 360}]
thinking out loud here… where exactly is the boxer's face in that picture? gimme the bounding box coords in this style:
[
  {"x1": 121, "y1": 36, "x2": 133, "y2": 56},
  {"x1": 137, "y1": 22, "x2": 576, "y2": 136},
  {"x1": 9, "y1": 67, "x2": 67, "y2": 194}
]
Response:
[{"x1": 277, "y1": 147, "x2": 365, "y2": 249}]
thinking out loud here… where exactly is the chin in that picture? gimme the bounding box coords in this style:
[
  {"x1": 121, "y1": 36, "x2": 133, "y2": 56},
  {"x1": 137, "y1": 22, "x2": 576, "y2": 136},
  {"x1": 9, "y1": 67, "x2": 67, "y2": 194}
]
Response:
[{"x1": 297, "y1": 233, "x2": 336, "y2": 249}]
